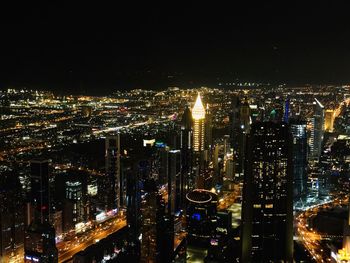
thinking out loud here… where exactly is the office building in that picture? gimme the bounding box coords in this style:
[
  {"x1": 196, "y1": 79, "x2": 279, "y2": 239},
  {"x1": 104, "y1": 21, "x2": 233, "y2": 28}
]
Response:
[
  {"x1": 125, "y1": 163, "x2": 142, "y2": 261},
  {"x1": 290, "y1": 119, "x2": 308, "y2": 200},
  {"x1": 205, "y1": 104, "x2": 213, "y2": 150},
  {"x1": 168, "y1": 150, "x2": 182, "y2": 214},
  {"x1": 140, "y1": 179, "x2": 170, "y2": 263},
  {"x1": 180, "y1": 106, "x2": 193, "y2": 195},
  {"x1": 24, "y1": 223, "x2": 58, "y2": 263},
  {"x1": 0, "y1": 171, "x2": 25, "y2": 262},
  {"x1": 30, "y1": 160, "x2": 50, "y2": 223},
  {"x1": 25, "y1": 160, "x2": 58, "y2": 262},
  {"x1": 241, "y1": 122, "x2": 293, "y2": 262},
  {"x1": 325, "y1": 109, "x2": 335, "y2": 132},
  {"x1": 309, "y1": 98, "x2": 325, "y2": 159},
  {"x1": 105, "y1": 134, "x2": 121, "y2": 211},
  {"x1": 65, "y1": 180, "x2": 84, "y2": 225}
]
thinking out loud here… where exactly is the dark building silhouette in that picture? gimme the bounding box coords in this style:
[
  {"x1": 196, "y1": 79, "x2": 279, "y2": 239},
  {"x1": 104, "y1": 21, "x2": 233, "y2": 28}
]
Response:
[
  {"x1": 125, "y1": 162, "x2": 142, "y2": 261},
  {"x1": 25, "y1": 160, "x2": 58, "y2": 262},
  {"x1": 205, "y1": 104, "x2": 213, "y2": 151},
  {"x1": 168, "y1": 149, "x2": 181, "y2": 215},
  {"x1": 180, "y1": 106, "x2": 192, "y2": 202},
  {"x1": 30, "y1": 160, "x2": 50, "y2": 224},
  {"x1": 241, "y1": 122, "x2": 293, "y2": 262},
  {"x1": 0, "y1": 170, "x2": 25, "y2": 262},
  {"x1": 230, "y1": 96, "x2": 250, "y2": 175},
  {"x1": 24, "y1": 222, "x2": 58, "y2": 263},
  {"x1": 104, "y1": 134, "x2": 121, "y2": 211}
]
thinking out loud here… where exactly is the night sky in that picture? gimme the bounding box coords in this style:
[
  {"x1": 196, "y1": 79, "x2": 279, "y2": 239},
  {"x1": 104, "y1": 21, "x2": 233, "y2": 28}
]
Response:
[{"x1": 1, "y1": 2, "x2": 350, "y2": 94}]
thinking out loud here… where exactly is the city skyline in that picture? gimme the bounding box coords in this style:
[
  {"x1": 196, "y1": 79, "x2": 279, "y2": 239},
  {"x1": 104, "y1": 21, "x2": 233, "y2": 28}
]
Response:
[{"x1": 3, "y1": 3, "x2": 350, "y2": 263}]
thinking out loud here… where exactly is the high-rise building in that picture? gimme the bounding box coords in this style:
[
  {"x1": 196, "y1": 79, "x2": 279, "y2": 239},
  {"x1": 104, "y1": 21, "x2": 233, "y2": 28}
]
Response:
[
  {"x1": 168, "y1": 150, "x2": 182, "y2": 214},
  {"x1": 231, "y1": 97, "x2": 250, "y2": 175},
  {"x1": 105, "y1": 134, "x2": 121, "y2": 211},
  {"x1": 324, "y1": 109, "x2": 335, "y2": 132},
  {"x1": 125, "y1": 162, "x2": 142, "y2": 261},
  {"x1": 25, "y1": 160, "x2": 58, "y2": 263},
  {"x1": 180, "y1": 106, "x2": 193, "y2": 196},
  {"x1": 283, "y1": 98, "x2": 290, "y2": 123},
  {"x1": 192, "y1": 93, "x2": 206, "y2": 188},
  {"x1": 30, "y1": 160, "x2": 50, "y2": 223},
  {"x1": 140, "y1": 179, "x2": 170, "y2": 263},
  {"x1": 290, "y1": 119, "x2": 308, "y2": 200},
  {"x1": 65, "y1": 180, "x2": 84, "y2": 225},
  {"x1": 309, "y1": 98, "x2": 325, "y2": 159},
  {"x1": 24, "y1": 223, "x2": 58, "y2": 263},
  {"x1": 186, "y1": 189, "x2": 218, "y2": 244},
  {"x1": 0, "y1": 170, "x2": 25, "y2": 262},
  {"x1": 240, "y1": 99, "x2": 251, "y2": 134},
  {"x1": 192, "y1": 93, "x2": 206, "y2": 154},
  {"x1": 205, "y1": 104, "x2": 213, "y2": 150},
  {"x1": 212, "y1": 144, "x2": 219, "y2": 184},
  {"x1": 241, "y1": 122, "x2": 293, "y2": 262}
]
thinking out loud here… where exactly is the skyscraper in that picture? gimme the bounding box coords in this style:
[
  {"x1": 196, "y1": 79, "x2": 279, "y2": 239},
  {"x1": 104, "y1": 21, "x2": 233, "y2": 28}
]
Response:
[
  {"x1": 105, "y1": 134, "x2": 121, "y2": 211},
  {"x1": 126, "y1": 162, "x2": 141, "y2": 261},
  {"x1": 205, "y1": 104, "x2": 213, "y2": 150},
  {"x1": 180, "y1": 106, "x2": 192, "y2": 198},
  {"x1": 0, "y1": 170, "x2": 25, "y2": 262},
  {"x1": 230, "y1": 97, "x2": 250, "y2": 175},
  {"x1": 310, "y1": 98, "x2": 325, "y2": 159},
  {"x1": 284, "y1": 98, "x2": 290, "y2": 123},
  {"x1": 168, "y1": 150, "x2": 182, "y2": 214},
  {"x1": 25, "y1": 160, "x2": 58, "y2": 263},
  {"x1": 324, "y1": 109, "x2": 335, "y2": 132},
  {"x1": 290, "y1": 119, "x2": 308, "y2": 200},
  {"x1": 192, "y1": 93, "x2": 206, "y2": 189},
  {"x1": 30, "y1": 160, "x2": 50, "y2": 224},
  {"x1": 65, "y1": 180, "x2": 84, "y2": 225},
  {"x1": 140, "y1": 179, "x2": 168, "y2": 263},
  {"x1": 241, "y1": 122, "x2": 293, "y2": 262},
  {"x1": 192, "y1": 93, "x2": 205, "y2": 154}
]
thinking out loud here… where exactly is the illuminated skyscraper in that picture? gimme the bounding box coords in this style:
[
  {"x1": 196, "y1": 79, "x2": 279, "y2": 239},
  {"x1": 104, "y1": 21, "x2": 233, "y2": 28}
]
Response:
[
  {"x1": 105, "y1": 134, "x2": 121, "y2": 210},
  {"x1": 241, "y1": 122, "x2": 293, "y2": 262},
  {"x1": 192, "y1": 93, "x2": 205, "y2": 153},
  {"x1": 65, "y1": 181, "x2": 84, "y2": 225},
  {"x1": 309, "y1": 98, "x2": 325, "y2": 159},
  {"x1": 240, "y1": 99, "x2": 251, "y2": 134},
  {"x1": 290, "y1": 119, "x2": 308, "y2": 200},
  {"x1": 324, "y1": 109, "x2": 335, "y2": 132}
]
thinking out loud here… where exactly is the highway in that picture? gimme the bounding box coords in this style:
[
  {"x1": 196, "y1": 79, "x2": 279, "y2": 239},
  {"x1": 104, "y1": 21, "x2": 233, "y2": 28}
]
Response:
[
  {"x1": 58, "y1": 216, "x2": 126, "y2": 262},
  {"x1": 296, "y1": 196, "x2": 348, "y2": 262}
]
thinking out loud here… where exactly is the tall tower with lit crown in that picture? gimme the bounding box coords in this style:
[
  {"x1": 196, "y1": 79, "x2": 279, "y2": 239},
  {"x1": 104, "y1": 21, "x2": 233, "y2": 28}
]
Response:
[{"x1": 192, "y1": 93, "x2": 205, "y2": 153}]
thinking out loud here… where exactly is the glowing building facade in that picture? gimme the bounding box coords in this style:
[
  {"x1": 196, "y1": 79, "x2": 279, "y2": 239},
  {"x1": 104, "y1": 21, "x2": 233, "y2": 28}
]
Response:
[
  {"x1": 310, "y1": 98, "x2": 325, "y2": 159},
  {"x1": 192, "y1": 93, "x2": 205, "y2": 153},
  {"x1": 324, "y1": 109, "x2": 334, "y2": 132}
]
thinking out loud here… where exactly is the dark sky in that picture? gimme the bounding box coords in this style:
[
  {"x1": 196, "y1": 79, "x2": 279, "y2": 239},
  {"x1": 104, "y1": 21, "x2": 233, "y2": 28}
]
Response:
[{"x1": 1, "y1": 2, "x2": 350, "y2": 94}]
